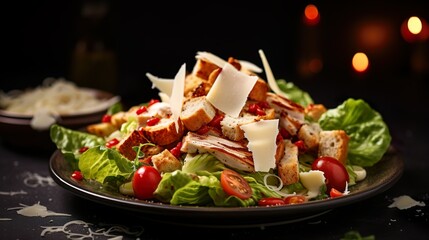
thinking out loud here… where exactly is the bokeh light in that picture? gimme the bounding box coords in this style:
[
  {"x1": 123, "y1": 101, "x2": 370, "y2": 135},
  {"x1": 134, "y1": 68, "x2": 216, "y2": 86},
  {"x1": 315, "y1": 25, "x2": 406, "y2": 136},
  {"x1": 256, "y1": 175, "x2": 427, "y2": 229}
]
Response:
[
  {"x1": 352, "y1": 52, "x2": 369, "y2": 73},
  {"x1": 303, "y1": 4, "x2": 320, "y2": 26}
]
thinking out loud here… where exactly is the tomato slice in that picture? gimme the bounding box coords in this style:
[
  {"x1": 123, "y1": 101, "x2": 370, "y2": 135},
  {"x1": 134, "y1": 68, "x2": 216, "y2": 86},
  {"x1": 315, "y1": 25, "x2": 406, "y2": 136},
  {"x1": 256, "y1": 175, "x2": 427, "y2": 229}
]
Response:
[
  {"x1": 329, "y1": 188, "x2": 343, "y2": 198},
  {"x1": 220, "y1": 169, "x2": 252, "y2": 200},
  {"x1": 284, "y1": 195, "x2": 307, "y2": 205},
  {"x1": 258, "y1": 197, "x2": 286, "y2": 206}
]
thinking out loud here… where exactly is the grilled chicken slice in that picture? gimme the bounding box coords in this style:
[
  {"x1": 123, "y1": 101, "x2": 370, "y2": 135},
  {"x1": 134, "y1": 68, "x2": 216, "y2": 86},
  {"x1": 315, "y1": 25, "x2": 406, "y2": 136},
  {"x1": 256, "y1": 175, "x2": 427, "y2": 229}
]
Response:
[
  {"x1": 266, "y1": 92, "x2": 305, "y2": 136},
  {"x1": 180, "y1": 132, "x2": 254, "y2": 172}
]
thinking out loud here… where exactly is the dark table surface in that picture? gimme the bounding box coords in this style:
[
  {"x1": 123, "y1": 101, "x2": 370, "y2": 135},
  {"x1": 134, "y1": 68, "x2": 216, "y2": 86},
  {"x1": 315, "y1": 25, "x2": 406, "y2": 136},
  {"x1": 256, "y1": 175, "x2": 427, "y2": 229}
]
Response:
[{"x1": 1, "y1": 118, "x2": 428, "y2": 240}]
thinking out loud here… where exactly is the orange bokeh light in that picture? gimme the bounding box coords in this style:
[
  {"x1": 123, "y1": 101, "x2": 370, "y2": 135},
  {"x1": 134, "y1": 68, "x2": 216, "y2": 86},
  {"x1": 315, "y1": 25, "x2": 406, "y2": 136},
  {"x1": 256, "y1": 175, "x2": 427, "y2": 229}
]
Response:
[
  {"x1": 401, "y1": 16, "x2": 429, "y2": 43},
  {"x1": 352, "y1": 52, "x2": 369, "y2": 73},
  {"x1": 303, "y1": 4, "x2": 320, "y2": 26}
]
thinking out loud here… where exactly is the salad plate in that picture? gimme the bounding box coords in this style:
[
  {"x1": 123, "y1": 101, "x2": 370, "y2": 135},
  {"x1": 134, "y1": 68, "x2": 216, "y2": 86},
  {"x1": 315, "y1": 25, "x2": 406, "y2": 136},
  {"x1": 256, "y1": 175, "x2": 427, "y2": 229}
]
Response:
[{"x1": 49, "y1": 147, "x2": 403, "y2": 228}]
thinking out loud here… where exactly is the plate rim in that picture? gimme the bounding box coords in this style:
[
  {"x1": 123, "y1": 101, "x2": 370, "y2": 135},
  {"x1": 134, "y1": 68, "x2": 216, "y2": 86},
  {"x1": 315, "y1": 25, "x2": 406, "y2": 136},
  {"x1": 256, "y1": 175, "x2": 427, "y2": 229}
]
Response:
[{"x1": 49, "y1": 148, "x2": 403, "y2": 225}]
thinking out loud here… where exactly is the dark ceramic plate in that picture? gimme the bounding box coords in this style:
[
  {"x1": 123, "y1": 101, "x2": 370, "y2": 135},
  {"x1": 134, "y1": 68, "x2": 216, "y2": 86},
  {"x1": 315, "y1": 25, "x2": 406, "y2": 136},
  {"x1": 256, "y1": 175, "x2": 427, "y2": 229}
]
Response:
[{"x1": 49, "y1": 147, "x2": 403, "y2": 228}]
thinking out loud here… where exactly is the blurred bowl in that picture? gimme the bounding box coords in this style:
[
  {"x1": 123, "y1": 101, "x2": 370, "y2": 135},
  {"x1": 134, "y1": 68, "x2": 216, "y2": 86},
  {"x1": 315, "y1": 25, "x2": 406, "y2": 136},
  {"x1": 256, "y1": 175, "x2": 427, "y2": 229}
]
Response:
[{"x1": 0, "y1": 88, "x2": 120, "y2": 153}]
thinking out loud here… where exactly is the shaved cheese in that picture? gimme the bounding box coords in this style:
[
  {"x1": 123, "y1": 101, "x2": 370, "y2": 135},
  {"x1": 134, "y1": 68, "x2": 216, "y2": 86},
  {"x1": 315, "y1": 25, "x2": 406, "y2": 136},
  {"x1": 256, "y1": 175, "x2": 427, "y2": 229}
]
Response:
[
  {"x1": 258, "y1": 49, "x2": 287, "y2": 98},
  {"x1": 9, "y1": 202, "x2": 71, "y2": 217},
  {"x1": 206, "y1": 63, "x2": 258, "y2": 117},
  {"x1": 169, "y1": 63, "x2": 186, "y2": 133},
  {"x1": 388, "y1": 195, "x2": 426, "y2": 210},
  {"x1": 240, "y1": 119, "x2": 279, "y2": 172},
  {"x1": 299, "y1": 170, "x2": 326, "y2": 199},
  {"x1": 145, "y1": 72, "x2": 174, "y2": 96},
  {"x1": 195, "y1": 51, "x2": 227, "y2": 68},
  {"x1": 239, "y1": 60, "x2": 263, "y2": 73}
]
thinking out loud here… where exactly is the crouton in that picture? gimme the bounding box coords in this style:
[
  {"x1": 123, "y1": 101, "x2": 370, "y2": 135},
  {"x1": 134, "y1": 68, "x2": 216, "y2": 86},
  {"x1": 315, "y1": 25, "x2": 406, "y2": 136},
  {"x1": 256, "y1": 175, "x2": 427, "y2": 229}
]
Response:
[
  {"x1": 141, "y1": 118, "x2": 184, "y2": 146},
  {"x1": 277, "y1": 139, "x2": 300, "y2": 185},
  {"x1": 110, "y1": 111, "x2": 127, "y2": 128},
  {"x1": 220, "y1": 104, "x2": 276, "y2": 142},
  {"x1": 86, "y1": 122, "x2": 116, "y2": 137},
  {"x1": 318, "y1": 130, "x2": 349, "y2": 165},
  {"x1": 297, "y1": 123, "x2": 322, "y2": 151},
  {"x1": 180, "y1": 96, "x2": 216, "y2": 131},
  {"x1": 116, "y1": 130, "x2": 148, "y2": 160},
  {"x1": 305, "y1": 103, "x2": 327, "y2": 121},
  {"x1": 191, "y1": 59, "x2": 219, "y2": 80},
  {"x1": 248, "y1": 79, "x2": 269, "y2": 102},
  {"x1": 151, "y1": 149, "x2": 182, "y2": 173}
]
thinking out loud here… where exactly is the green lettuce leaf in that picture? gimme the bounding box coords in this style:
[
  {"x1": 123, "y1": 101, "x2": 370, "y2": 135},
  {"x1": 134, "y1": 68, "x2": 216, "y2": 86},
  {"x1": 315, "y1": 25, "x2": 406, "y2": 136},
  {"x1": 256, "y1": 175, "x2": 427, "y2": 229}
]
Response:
[
  {"x1": 276, "y1": 79, "x2": 314, "y2": 107},
  {"x1": 78, "y1": 146, "x2": 134, "y2": 188},
  {"x1": 318, "y1": 98, "x2": 391, "y2": 167}
]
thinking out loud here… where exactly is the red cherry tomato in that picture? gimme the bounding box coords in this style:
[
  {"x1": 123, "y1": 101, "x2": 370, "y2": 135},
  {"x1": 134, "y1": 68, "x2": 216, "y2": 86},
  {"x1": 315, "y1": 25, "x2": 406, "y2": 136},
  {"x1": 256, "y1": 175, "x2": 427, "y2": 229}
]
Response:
[
  {"x1": 132, "y1": 166, "x2": 162, "y2": 200},
  {"x1": 311, "y1": 156, "x2": 349, "y2": 192},
  {"x1": 220, "y1": 169, "x2": 252, "y2": 200},
  {"x1": 330, "y1": 188, "x2": 344, "y2": 198},
  {"x1": 284, "y1": 195, "x2": 307, "y2": 204},
  {"x1": 258, "y1": 197, "x2": 286, "y2": 206}
]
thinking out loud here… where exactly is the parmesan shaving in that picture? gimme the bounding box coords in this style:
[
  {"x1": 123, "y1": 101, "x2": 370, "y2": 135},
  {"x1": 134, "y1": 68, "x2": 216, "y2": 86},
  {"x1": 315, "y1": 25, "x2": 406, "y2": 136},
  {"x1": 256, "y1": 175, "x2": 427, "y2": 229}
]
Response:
[
  {"x1": 40, "y1": 219, "x2": 144, "y2": 239},
  {"x1": 195, "y1": 51, "x2": 227, "y2": 68},
  {"x1": 169, "y1": 63, "x2": 186, "y2": 133},
  {"x1": 388, "y1": 195, "x2": 426, "y2": 210},
  {"x1": 206, "y1": 63, "x2": 258, "y2": 117},
  {"x1": 145, "y1": 72, "x2": 174, "y2": 96},
  {"x1": 9, "y1": 202, "x2": 71, "y2": 217},
  {"x1": 23, "y1": 172, "x2": 56, "y2": 188},
  {"x1": 239, "y1": 60, "x2": 263, "y2": 73},
  {"x1": 258, "y1": 49, "x2": 287, "y2": 98},
  {"x1": 0, "y1": 190, "x2": 27, "y2": 196}
]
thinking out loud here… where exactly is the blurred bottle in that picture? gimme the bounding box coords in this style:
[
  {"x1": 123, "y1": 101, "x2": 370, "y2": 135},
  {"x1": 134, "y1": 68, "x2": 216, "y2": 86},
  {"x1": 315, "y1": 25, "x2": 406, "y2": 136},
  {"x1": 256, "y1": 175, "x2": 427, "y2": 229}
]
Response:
[{"x1": 70, "y1": 0, "x2": 117, "y2": 93}]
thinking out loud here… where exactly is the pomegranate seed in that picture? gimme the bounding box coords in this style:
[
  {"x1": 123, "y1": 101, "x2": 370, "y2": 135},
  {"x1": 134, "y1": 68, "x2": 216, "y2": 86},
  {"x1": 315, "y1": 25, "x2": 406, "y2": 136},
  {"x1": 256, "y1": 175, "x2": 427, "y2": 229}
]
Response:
[
  {"x1": 136, "y1": 106, "x2": 147, "y2": 115},
  {"x1": 148, "y1": 99, "x2": 160, "y2": 106},
  {"x1": 101, "y1": 114, "x2": 112, "y2": 123},
  {"x1": 71, "y1": 170, "x2": 83, "y2": 181},
  {"x1": 79, "y1": 146, "x2": 89, "y2": 154},
  {"x1": 106, "y1": 138, "x2": 120, "y2": 148},
  {"x1": 147, "y1": 117, "x2": 160, "y2": 126}
]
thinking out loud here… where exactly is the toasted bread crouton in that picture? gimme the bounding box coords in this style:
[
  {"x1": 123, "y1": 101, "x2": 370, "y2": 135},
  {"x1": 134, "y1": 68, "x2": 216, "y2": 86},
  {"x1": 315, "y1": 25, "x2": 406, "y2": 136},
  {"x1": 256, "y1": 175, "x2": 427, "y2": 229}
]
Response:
[
  {"x1": 116, "y1": 130, "x2": 148, "y2": 160},
  {"x1": 220, "y1": 115, "x2": 259, "y2": 141},
  {"x1": 184, "y1": 74, "x2": 206, "y2": 98},
  {"x1": 111, "y1": 111, "x2": 127, "y2": 128},
  {"x1": 191, "y1": 59, "x2": 219, "y2": 80},
  {"x1": 151, "y1": 149, "x2": 182, "y2": 173},
  {"x1": 305, "y1": 104, "x2": 327, "y2": 121},
  {"x1": 141, "y1": 118, "x2": 184, "y2": 146},
  {"x1": 277, "y1": 139, "x2": 299, "y2": 185},
  {"x1": 126, "y1": 102, "x2": 172, "y2": 127},
  {"x1": 86, "y1": 122, "x2": 117, "y2": 137},
  {"x1": 248, "y1": 79, "x2": 268, "y2": 102},
  {"x1": 318, "y1": 130, "x2": 349, "y2": 165},
  {"x1": 297, "y1": 123, "x2": 322, "y2": 151},
  {"x1": 220, "y1": 106, "x2": 276, "y2": 142},
  {"x1": 180, "y1": 96, "x2": 216, "y2": 131}
]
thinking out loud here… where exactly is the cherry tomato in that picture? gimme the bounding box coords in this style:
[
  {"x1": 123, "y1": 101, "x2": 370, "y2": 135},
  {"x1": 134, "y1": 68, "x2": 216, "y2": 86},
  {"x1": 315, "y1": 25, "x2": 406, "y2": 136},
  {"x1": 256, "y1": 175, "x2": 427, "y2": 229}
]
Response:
[
  {"x1": 330, "y1": 188, "x2": 343, "y2": 198},
  {"x1": 258, "y1": 197, "x2": 286, "y2": 206},
  {"x1": 220, "y1": 169, "x2": 252, "y2": 200},
  {"x1": 132, "y1": 166, "x2": 162, "y2": 200},
  {"x1": 284, "y1": 195, "x2": 307, "y2": 204},
  {"x1": 312, "y1": 156, "x2": 349, "y2": 192}
]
